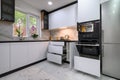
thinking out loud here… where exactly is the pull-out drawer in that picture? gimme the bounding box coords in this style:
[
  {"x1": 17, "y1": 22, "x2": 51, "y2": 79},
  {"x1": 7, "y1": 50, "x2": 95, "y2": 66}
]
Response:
[
  {"x1": 47, "y1": 53, "x2": 62, "y2": 64},
  {"x1": 49, "y1": 42, "x2": 64, "y2": 46},
  {"x1": 48, "y1": 45, "x2": 63, "y2": 55},
  {"x1": 74, "y1": 56, "x2": 100, "y2": 77}
]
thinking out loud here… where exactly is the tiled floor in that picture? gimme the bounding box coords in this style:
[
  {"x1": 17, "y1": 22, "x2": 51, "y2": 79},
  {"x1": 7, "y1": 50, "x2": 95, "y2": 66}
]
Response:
[{"x1": 0, "y1": 61, "x2": 116, "y2": 80}]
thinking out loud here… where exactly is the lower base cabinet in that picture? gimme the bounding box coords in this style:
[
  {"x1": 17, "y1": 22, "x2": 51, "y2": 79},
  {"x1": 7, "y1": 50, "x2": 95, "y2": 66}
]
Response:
[
  {"x1": 10, "y1": 42, "x2": 48, "y2": 70},
  {"x1": 47, "y1": 53, "x2": 62, "y2": 64},
  {"x1": 28, "y1": 42, "x2": 48, "y2": 64},
  {"x1": 0, "y1": 42, "x2": 49, "y2": 74},
  {"x1": 10, "y1": 43, "x2": 28, "y2": 70},
  {"x1": 0, "y1": 43, "x2": 10, "y2": 74},
  {"x1": 74, "y1": 56, "x2": 100, "y2": 77}
]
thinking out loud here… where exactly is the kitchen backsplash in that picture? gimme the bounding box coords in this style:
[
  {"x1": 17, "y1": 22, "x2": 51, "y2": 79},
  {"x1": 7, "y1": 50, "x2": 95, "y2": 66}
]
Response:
[
  {"x1": 50, "y1": 26, "x2": 78, "y2": 40},
  {"x1": 40, "y1": 30, "x2": 50, "y2": 40},
  {"x1": 0, "y1": 22, "x2": 77, "y2": 41}
]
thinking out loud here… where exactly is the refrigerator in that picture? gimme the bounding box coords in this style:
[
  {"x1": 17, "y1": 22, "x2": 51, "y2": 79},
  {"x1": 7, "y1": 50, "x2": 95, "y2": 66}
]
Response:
[{"x1": 102, "y1": 0, "x2": 120, "y2": 79}]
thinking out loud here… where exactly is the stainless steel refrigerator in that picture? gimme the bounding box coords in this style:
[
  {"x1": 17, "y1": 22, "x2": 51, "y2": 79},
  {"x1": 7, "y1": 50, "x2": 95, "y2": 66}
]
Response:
[{"x1": 102, "y1": 0, "x2": 120, "y2": 79}]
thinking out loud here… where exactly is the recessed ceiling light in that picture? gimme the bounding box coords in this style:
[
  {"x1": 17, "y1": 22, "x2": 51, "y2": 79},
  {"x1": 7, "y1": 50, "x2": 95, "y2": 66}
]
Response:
[{"x1": 48, "y1": 1, "x2": 53, "y2": 5}]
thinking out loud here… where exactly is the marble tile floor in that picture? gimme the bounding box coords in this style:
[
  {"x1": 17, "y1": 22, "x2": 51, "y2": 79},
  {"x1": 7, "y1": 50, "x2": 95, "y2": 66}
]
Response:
[{"x1": 0, "y1": 61, "x2": 116, "y2": 80}]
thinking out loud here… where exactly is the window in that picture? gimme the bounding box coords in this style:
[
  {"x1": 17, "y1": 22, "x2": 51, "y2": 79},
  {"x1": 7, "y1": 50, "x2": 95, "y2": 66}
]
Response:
[
  {"x1": 13, "y1": 10, "x2": 40, "y2": 38},
  {"x1": 13, "y1": 10, "x2": 27, "y2": 37},
  {"x1": 29, "y1": 15, "x2": 39, "y2": 38}
]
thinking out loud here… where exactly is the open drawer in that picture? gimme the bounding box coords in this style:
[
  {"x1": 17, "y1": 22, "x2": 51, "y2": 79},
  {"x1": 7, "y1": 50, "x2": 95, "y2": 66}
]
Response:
[
  {"x1": 48, "y1": 45, "x2": 63, "y2": 55},
  {"x1": 47, "y1": 53, "x2": 62, "y2": 64}
]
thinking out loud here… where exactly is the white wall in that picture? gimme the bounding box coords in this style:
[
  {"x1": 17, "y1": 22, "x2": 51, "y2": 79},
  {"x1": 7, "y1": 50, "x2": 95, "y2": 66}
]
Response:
[
  {"x1": 15, "y1": 0, "x2": 40, "y2": 16},
  {"x1": 0, "y1": 22, "x2": 13, "y2": 41},
  {"x1": 0, "y1": 0, "x2": 40, "y2": 41}
]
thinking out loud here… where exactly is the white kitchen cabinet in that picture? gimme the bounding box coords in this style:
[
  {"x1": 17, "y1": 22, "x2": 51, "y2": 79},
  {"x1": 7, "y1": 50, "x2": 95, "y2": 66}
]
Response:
[
  {"x1": 49, "y1": 42, "x2": 64, "y2": 46},
  {"x1": 77, "y1": 0, "x2": 100, "y2": 23},
  {"x1": 47, "y1": 42, "x2": 65, "y2": 64},
  {"x1": 74, "y1": 56, "x2": 100, "y2": 77},
  {"x1": 28, "y1": 42, "x2": 49, "y2": 64},
  {"x1": 10, "y1": 43, "x2": 28, "y2": 70},
  {"x1": 0, "y1": 43, "x2": 10, "y2": 74},
  {"x1": 48, "y1": 45, "x2": 63, "y2": 55},
  {"x1": 47, "y1": 53, "x2": 62, "y2": 64},
  {"x1": 49, "y1": 4, "x2": 77, "y2": 29}
]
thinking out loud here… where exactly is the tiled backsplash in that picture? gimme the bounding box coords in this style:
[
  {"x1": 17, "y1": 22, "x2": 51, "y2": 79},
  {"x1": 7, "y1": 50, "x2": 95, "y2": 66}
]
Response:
[
  {"x1": 40, "y1": 30, "x2": 50, "y2": 40},
  {"x1": 50, "y1": 26, "x2": 78, "y2": 40}
]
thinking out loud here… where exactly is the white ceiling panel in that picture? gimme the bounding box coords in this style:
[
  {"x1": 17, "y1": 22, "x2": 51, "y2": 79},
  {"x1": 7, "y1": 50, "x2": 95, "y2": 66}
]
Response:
[{"x1": 22, "y1": 0, "x2": 77, "y2": 11}]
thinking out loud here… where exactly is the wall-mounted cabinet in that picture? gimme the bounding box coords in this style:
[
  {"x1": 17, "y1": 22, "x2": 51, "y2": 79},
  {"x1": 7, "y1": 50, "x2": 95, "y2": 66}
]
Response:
[
  {"x1": 49, "y1": 4, "x2": 77, "y2": 30},
  {"x1": 0, "y1": 0, "x2": 15, "y2": 22},
  {"x1": 41, "y1": 10, "x2": 49, "y2": 30},
  {"x1": 77, "y1": 0, "x2": 100, "y2": 23}
]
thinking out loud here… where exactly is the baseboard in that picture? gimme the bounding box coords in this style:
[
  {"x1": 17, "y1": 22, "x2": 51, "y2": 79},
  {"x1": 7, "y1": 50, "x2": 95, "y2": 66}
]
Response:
[
  {"x1": 102, "y1": 73, "x2": 120, "y2": 80},
  {"x1": 0, "y1": 58, "x2": 47, "y2": 78}
]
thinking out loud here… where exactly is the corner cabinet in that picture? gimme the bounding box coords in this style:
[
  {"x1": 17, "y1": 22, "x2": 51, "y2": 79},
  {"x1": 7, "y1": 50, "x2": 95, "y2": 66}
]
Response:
[
  {"x1": 77, "y1": 0, "x2": 100, "y2": 23},
  {"x1": 0, "y1": 0, "x2": 15, "y2": 22},
  {"x1": 28, "y1": 42, "x2": 49, "y2": 64},
  {"x1": 41, "y1": 10, "x2": 49, "y2": 30}
]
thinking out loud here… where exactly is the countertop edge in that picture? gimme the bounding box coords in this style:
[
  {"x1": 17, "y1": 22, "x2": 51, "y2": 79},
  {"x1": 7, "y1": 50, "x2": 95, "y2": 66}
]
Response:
[
  {"x1": 0, "y1": 40, "x2": 50, "y2": 43},
  {"x1": 0, "y1": 40, "x2": 78, "y2": 43}
]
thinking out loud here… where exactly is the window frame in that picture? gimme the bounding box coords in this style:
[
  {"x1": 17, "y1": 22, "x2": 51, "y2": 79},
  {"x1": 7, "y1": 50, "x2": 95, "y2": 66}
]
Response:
[
  {"x1": 13, "y1": 9, "x2": 41, "y2": 38},
  {"x1": 27, "y1": 14, "x2": 40, "y2": 38}
]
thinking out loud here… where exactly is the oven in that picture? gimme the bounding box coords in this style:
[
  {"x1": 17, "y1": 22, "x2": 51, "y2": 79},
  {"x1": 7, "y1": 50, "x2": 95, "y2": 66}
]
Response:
[
  {"x1": 76, "y1": 44, "x2": 100, "y2": 57},
  {"x1": 76, "y1": 20, "x2": 101, "y2": 58}
]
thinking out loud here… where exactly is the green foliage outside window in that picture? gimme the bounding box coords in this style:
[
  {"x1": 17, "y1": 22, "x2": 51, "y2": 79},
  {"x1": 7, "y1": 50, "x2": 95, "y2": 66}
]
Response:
[{"x1": 13, "y1": 10, "x2": 39, "y2": 39}]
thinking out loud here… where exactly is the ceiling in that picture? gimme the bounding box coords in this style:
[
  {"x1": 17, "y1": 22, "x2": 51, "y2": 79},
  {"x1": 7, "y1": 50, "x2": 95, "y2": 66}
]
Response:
[{"x1": 22, "y1": 0, "x2": 77, "y2": 12}]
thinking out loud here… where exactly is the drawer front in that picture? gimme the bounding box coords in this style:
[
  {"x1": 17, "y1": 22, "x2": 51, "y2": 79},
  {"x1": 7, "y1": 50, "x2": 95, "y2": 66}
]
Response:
[
  {"x1": 50, "y1": 42, "x2": 64, "y2": 46},
  {"x1": 47, "y1": 53, "x2": 62, "y2": 64},
  {"x1": 74, "y1": 56, "x2": 100, "y2": 77},
  {"x1": 48, "y1": 45, "x2": 63, "y2": 55}
]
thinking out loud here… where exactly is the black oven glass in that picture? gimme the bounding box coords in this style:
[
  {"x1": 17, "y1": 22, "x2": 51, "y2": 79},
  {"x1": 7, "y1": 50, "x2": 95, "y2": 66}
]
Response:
[{"x1": 76, "y1": 45, "x2": 99, "y2": 56}]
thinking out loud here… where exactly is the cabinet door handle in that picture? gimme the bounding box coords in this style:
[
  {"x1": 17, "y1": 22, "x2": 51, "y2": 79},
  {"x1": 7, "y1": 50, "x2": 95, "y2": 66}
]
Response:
[{"x1": 102, "y1": 45, "x2": 104, "y2": 57}]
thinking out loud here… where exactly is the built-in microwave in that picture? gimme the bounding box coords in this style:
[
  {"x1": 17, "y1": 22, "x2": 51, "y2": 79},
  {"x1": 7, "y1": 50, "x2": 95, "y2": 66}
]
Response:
[{"x1": 77, "y1": 20, "x2": 100, "y2": 43}]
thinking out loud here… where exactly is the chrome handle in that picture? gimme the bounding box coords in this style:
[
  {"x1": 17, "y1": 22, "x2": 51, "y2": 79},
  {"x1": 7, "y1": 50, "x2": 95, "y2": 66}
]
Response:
[
  {"x1": 102, "y1": 45, "x2": 104, "y2": 57},
  {"x1": 76, "y1": 44, "x2": 100, "y2": 46}
]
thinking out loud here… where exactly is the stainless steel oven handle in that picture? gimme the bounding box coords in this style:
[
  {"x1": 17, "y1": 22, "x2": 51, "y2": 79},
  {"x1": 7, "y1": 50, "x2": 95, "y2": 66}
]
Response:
[{"x1": 76, "y1": 44, "x2": 100, "y2": 46}]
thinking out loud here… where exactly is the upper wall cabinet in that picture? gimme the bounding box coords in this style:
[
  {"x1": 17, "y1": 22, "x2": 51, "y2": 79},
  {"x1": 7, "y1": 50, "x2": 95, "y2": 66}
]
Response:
[
  {"x1": 77, "y1": 0, "x2": 100, "y2": 23},
  {"x1": 49, "y1": 4, "x2": 77, "y2": 30},
  {"x1": 41, "y1": 10, "x2": 49, "y2": 30},
  {"x1": 0, "y1": 0, "x2": 15, "y2": 22}
]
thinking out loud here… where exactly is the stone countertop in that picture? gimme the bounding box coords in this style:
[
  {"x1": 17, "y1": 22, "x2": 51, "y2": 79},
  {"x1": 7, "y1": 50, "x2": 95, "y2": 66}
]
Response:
[
  {"x1": 0, "y1": 40, "x2": 49, "y2": 43},
  {"x1": 50, "y1": 40, "x2": 78, "y2": 42},
  {"x1": 0, "y1": 40, "x2": 78, "y2": 43}
]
